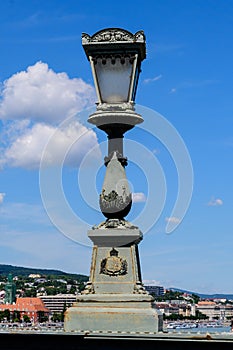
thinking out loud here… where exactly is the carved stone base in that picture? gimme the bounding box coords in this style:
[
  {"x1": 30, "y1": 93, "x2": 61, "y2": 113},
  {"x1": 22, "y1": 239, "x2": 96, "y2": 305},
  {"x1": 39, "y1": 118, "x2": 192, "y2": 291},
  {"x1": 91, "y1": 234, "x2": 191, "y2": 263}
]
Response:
[
  {"x1": 64, "y1": 227, "x2": 163, "y2": 333},
  {"x1": 64, "y1": 294, "x2": 163, "y2": 333}
]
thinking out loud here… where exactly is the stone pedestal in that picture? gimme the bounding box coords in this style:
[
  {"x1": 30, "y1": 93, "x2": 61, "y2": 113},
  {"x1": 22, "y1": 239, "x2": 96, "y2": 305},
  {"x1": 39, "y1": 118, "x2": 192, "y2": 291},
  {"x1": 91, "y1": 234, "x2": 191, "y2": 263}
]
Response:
[{"x1": 64, "y1": 226, "x2": 163, "y2": 334}]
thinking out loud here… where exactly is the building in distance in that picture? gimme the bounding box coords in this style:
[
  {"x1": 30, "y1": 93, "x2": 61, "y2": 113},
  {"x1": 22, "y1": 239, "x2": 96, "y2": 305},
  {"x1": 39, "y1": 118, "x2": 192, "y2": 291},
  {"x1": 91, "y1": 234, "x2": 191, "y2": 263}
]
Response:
[{"x1": 144, "y1": 285, "x2": 165, "y2": 296}]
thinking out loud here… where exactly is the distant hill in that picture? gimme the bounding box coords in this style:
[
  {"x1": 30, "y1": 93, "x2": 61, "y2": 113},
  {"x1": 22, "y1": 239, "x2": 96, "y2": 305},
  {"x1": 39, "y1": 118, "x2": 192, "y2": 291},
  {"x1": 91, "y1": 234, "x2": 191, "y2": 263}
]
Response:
[
  {"x1": 0, "y1": 264, "x2": 89, "y2": 281},
  {"x1": 1, "y1": 265, "x2": 232, "y2": 299},
  {"x1": 170, "y1": 287, "x2": 233, "y2": 300}
]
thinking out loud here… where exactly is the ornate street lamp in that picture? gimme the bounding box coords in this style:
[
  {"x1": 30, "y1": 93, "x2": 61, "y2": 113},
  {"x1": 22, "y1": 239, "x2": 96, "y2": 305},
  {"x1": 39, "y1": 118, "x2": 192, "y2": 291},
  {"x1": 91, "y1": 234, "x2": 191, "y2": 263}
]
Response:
[{"x1": 64, "y1": 28, "x2": 163, "y2": 334}]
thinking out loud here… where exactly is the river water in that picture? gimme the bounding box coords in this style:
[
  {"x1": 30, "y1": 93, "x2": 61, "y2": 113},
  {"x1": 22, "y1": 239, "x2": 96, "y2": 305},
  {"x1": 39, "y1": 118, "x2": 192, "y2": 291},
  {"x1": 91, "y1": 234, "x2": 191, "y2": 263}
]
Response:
[{"x1": 166, "y1": 325, "x2": 232, "y2": 334}]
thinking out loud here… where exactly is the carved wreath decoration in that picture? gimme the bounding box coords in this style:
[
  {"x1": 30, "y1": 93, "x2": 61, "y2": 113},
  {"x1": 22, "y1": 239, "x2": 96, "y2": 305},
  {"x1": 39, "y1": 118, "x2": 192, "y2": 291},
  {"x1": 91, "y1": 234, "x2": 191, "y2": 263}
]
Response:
[{"x1": 100, "y1": 248, "x2": 127, "y2": 276}]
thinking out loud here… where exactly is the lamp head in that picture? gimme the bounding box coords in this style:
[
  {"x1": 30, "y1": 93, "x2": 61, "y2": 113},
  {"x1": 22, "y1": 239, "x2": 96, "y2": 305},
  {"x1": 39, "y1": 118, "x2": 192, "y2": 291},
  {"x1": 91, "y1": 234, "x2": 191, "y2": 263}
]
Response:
[{"x1": 82, "y1": 28, "x2": 146, "y2": 106}]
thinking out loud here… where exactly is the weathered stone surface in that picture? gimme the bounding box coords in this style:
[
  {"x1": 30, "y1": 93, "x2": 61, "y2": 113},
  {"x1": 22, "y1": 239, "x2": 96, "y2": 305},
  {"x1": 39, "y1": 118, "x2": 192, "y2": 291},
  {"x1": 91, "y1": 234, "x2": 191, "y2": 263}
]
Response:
[
  {"x1": 88, "y1": 227, "x2": 142, "y2": 247},
  {"x1": 65, "y1": 301, "x2": 163, "y2": 333},
  {"x1": 86, "y1": 241, "x2": 143, "y2": 294},
  {"x1": 65, "y1": 230, "x2": 163, "y2": 333},
  {"x1": 99, "y1": 152, "x2": 132, "y2": 219}
]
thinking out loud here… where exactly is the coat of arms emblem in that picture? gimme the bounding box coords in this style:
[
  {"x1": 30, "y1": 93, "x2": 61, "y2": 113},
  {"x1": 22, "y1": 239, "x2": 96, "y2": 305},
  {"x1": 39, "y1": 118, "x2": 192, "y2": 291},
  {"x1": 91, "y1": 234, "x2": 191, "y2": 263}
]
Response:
[{"x1": 100, "y1": 248, "x2": 127, "y2": 276}]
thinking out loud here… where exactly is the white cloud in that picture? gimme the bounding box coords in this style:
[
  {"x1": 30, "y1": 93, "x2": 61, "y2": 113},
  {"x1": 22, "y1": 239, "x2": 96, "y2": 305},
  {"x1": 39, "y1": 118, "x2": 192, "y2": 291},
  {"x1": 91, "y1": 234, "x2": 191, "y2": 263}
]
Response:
[
  {"x1": 0, "y1": 193, "x2": 5, "y2": 204},
  {"x1": 132, "y1": 192, "x2": 147, "y2": 203},
  {"x1": 165, "y1": 216, "x2": 181, "y2": 224},
  {"x1": 207, "y1": 197, "x2": 223, "y2": 206},
  {"x1": 152, "y1": 148, "x2": 160, "y2": 155},
  {"x1": 1, "y1": 120, "x2": 99, "y2": 169},
  {"x1": 142, "y1": 279, "x2": 162, "y2": 286},
  {"x1": 143, "y1": 74, "x2": 162, "y2": 84},
  {"x1": 169, "y1": 88, "x2": 177, "y2": 94},
  {"x1": 0, "y1": 61, "x2": 96, "y2": 124},
  {"x1": 0, "y1": 61, "x2": 100, "y2": 169},
  {"x1": 169, "y1": 80, "x2": 218, "y2": 95}
]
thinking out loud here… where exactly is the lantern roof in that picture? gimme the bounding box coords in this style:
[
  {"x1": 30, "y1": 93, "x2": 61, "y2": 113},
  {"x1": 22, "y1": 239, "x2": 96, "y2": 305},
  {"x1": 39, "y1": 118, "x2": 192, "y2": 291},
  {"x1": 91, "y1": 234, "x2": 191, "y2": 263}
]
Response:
[{"x1": 82, "y1": 28, "x2": 146, "y2": 62}]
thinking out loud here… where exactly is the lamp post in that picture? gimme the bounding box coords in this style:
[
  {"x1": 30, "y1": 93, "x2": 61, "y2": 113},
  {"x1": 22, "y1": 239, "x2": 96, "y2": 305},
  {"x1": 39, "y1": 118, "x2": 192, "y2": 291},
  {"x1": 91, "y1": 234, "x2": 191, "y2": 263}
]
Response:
[
  {"x1": 64, "y1": 28, "x2": 163, "y2": 334},
  {"x1": 83, "y1": 28, "x2": 144, "y2": 220}
]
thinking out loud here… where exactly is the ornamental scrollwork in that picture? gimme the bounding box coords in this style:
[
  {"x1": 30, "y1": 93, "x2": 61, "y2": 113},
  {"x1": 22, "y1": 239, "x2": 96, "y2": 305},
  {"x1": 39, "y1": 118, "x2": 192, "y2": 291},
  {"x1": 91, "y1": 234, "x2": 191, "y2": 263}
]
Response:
[
  {"x1": 81, "y1": 281, "x2": 95, "y2": 294},
  {"x1": 92, "y1": 29, "x2": 133, "y2": 43},
  {"x1": 133, "y1": 281, "x2": 148, "y2": 295},
  {"x1": 99, "y1": 189, "x2": 132, "y2": 218},
  {"x1": 82, "y1": 29, "x2": 145, "y2": 44},
  {"x1": 92, "y1": 218, "x2": 138, "y2": 230}
]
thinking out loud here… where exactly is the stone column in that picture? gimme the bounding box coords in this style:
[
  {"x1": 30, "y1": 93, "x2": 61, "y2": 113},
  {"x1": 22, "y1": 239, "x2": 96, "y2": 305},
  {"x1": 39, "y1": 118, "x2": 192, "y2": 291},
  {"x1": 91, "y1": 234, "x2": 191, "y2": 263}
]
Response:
[{"x1": 64, "y1": 154, "x2": 163, "y2": 334}]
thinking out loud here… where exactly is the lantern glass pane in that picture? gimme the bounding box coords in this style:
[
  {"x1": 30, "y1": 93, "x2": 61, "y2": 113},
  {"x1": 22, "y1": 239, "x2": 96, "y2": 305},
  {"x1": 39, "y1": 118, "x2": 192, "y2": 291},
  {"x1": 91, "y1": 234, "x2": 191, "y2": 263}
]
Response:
[{"x1": 95, "y1": 57, "x2": 133, "y2": 103}]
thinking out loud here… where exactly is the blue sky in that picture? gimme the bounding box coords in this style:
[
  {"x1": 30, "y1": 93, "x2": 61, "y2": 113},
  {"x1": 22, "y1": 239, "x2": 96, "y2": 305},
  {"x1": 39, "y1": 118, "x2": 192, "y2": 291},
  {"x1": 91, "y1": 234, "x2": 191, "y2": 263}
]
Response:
[{"x1": 0, "y1": 0, "x2": 232, "y2": 294}]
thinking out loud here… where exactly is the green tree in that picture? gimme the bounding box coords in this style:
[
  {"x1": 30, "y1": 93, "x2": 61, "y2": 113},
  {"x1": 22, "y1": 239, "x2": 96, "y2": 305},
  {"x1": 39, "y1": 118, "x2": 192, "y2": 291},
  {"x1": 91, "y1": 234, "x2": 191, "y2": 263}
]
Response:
[
  {"x1": 37, "y1": 311, "x2": 48, "y2": 323},
  {"x1": 3, "y1": 309, "x2": 10, "y2": 321},
  {"x1": 45, "y1": 287, "x2": 57, "y2": 295},
  {"x1": 69, "y1": 285, "x2": 77, "y2": 294},
  {"x1": 61, "y1": 302, "x2": 68, "y2": 322},
  {"x1": 12, "y1": 310, "x2": 20, "y2": 322},
  {"x1": 196, "y1": 310, "x2": 208, "y2": 320},
  {"x1": 24, "y1": 288, "x2": 37, "y2": 297},
  {"x1": 23, "y1": 315, "x2": 31, "y2": 323},
  {"x1": 58, "y1": 285, "x2": 67, "y2": 294},
  {"x1": 51, "y1": 312, "x2": 63, "y2": 322},
  {"x1": 0, "y1": 311, "x2": 5, "y2": 322},
  {"x1": 191, "y1": 294, "x2": 200, "y2": 304},
  {"x1": 78, "y1": 282, "x2": 85, "y2": 293}
]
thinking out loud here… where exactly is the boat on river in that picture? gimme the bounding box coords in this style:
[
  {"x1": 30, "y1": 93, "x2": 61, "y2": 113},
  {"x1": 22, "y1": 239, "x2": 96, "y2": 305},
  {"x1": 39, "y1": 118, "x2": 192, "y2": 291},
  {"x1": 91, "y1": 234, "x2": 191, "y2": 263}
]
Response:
[{"x1": 166, "y1": 322, "x2": 198, "y2": 329}]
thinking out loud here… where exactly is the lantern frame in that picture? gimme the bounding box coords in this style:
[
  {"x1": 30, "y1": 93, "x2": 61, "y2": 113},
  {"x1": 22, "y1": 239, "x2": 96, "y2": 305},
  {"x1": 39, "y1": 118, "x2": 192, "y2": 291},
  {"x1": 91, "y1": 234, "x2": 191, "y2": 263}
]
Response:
[{"x1": 82, "y1": 28, "x2": 146, "y2": 109}]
